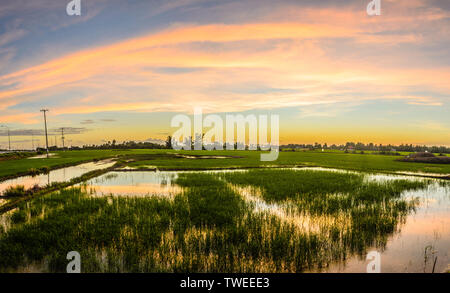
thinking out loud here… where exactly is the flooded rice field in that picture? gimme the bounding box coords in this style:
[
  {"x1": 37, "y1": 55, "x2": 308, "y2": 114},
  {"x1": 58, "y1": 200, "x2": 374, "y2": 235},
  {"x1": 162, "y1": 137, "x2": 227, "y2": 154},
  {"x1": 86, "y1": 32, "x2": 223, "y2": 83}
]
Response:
[
  {"x1": 312, "y1": 177, "x2": 450, "y2": 272},
  {"x1": 0, "y1": 160, "x2": 115, "y2": 194},
  {"x1": 74, "y1": 167, "x2": 450, "y2": 273},
  {"x1": 0, "y1": 166, "x2": 449, "y2": 273}
]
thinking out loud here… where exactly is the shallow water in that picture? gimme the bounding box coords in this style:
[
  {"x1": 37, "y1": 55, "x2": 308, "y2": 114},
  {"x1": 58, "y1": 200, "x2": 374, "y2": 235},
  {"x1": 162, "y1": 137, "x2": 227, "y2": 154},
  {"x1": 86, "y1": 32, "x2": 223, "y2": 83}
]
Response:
[
  {"x1": 81, "y1": 171, "x2": 181, "y2": 197},
  {"x1": 81, "y1": 169, "x2": 250, "y2": 197},
  {"x1": 0, "y1": 160, "x2": 115, "y2": 194},
  {"x1": 80, "y1": 167, "x2": 450, "y2": 273},
  {"x1": 318, "y1": 181, "x2": 450, "y2": 273},
  {"x1": 27, "y1": 153, "x2": 58, "y2": 159},
  {"x1": 264, "y1": 168, "x2": 450, "y2": 272},
  {"x1": 291, "y1": 169, "x2": 450, "y2": 272},
  {"x1": 2, "y1": 165, "x2": 448, "y2": 273}
]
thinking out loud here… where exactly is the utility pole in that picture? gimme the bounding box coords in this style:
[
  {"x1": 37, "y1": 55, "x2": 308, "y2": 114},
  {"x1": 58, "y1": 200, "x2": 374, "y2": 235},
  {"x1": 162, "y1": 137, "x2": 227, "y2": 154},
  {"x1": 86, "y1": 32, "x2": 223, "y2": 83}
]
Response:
[
  {"x1": 0, "y1": 125, "x2": 11, "y2": 151},
  {"x1": 7, "y1": 128, "x2": 10, "y2": 151},
  {"x1": 40, "y1": 109, "x2": 49, "y2": 158},
  {"x1": 61, "y1": 128, "x2": 65, "y2": 149},
  {"x1": 31, "y1": 132, "x2": 34, "y2": 150}
]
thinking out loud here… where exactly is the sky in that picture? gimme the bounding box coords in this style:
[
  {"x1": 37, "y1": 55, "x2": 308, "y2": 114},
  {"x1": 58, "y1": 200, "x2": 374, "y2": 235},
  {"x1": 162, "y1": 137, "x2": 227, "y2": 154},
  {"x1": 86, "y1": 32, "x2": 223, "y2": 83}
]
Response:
[{"x1": 0, "y1": 0, "x2": 449, "y2": 149}]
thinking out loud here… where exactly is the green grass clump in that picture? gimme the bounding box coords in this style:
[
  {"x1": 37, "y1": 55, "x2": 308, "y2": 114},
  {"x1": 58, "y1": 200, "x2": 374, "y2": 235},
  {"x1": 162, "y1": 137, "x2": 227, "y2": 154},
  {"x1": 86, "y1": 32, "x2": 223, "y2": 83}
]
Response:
[
  {"x1": 39, "y1": 166, "x2": 50, "y2": 174},
  {"x1": 221, "y1": 169, "x2": 426, "y2": 214},
  {"x1": 2, "y1": 185, "x2": 27, "y2": 198},
  {"x1": 222, "y1": 169, "x2": 364, "y2": 203},
  {"x1": 221, "y1": 169, "x2": 426, "y2": 254},
  {"x1": 28, "y1": 168, "x2": 39, "y2": 176},
  {"x1": 0, "y1": 188, "x2": 175, "y2": 272},
  {"x1": 175, "y1": 173, "x2": 244, "y2": 227},
  {"x1": 10, "y1": 210, "x2": 27, "y2": 224}
]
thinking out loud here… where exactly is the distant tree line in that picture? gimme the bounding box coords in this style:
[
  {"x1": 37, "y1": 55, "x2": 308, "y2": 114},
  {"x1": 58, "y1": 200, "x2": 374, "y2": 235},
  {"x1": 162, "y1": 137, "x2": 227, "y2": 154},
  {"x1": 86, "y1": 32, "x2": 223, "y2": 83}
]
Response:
[
  {"x1": 36, "y1": 139, "x2": 166, "y2": 151},
  {"x1": 31, "y1": 137, "x2": 449, "y2": 154},
  {"x1": 281, "y1": 142, "x2": 450, "y2": 154}
]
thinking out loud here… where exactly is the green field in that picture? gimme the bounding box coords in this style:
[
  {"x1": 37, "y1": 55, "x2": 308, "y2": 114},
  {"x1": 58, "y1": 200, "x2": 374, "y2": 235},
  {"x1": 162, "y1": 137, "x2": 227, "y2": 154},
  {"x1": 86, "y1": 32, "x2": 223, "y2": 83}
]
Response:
[
  {"x1": 0, "y1": 149, "x2": 450, "y2": 182},
  {"x1": 0, "y1": 150, "x2": 127, "y2": 180}
]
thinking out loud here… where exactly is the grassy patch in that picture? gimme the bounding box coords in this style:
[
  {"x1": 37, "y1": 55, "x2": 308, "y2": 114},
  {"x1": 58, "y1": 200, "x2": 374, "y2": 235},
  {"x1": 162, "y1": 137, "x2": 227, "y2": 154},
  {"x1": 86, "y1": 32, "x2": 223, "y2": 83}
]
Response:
[
  {"x1": 0, "y1": 150, "x2": 129, "y2": 181},
  {"x1": 221, "y1": 169, "x2": 426, "y2": 213},
  {"x1": 0, "y1": 152, "x2": 36, "y2": 161},
  {"x1": 1, "y1": 185, "x2": 27, "y2": 198}
]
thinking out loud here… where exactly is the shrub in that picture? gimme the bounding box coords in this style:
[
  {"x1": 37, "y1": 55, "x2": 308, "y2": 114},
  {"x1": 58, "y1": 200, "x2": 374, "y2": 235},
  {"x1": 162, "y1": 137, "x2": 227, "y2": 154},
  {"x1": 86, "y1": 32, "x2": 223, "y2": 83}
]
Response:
[
  {"x1": 28, "y1": 168, "x2": 39, "y2": 176},
  {"x1": 29, "y1": 184, "x2": 41, "y2": 193},
  {"x1": 2, "y1": 185, "x2": 27, "y2": 197},
  {"x1": 11, "y1": 210, "x2": 27, "y2": 224},
  {"x1": 39, "y1": 166, "x2": 50, "y2": 174}
]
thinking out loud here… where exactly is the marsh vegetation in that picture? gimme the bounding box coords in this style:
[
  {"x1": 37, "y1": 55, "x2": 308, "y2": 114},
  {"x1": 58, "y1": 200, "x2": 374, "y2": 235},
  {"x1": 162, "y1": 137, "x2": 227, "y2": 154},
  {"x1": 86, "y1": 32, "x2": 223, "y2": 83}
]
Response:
[{"x1": 1, "y1": 168, "x2": 447, "y2": 273}]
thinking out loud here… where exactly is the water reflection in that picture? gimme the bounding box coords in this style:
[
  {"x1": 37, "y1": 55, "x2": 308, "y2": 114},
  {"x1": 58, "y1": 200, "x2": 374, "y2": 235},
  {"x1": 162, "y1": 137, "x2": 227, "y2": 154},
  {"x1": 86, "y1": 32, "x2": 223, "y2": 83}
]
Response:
[
  {"x1": 319, "y1": 182, "x2": 450, "y2": 273},
  {"x1": 232, "y1": 184, "x2": 333, "y2": 234},
  {"x1": 0, "y1": 160, "x2": 115, "y2": 194},
  {"x1": 81, "y1": 171, "x2": 181, "y2": 197},
  {"x1": 2, "y1": 166, "x2": 449, "y2": 273},
  {"x1": 81, "y1": 169, "x2": 246, "y2": 197},
  {"x1": 79, "y1": 168, "x2": 450, "y2": 272}
]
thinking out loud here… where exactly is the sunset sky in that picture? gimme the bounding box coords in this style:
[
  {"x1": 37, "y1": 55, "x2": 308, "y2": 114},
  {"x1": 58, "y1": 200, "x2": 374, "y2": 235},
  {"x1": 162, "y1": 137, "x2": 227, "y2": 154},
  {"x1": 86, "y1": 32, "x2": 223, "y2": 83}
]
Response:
[{"x1": 0, "y1": 0, "x2": 449, "y2": 149}]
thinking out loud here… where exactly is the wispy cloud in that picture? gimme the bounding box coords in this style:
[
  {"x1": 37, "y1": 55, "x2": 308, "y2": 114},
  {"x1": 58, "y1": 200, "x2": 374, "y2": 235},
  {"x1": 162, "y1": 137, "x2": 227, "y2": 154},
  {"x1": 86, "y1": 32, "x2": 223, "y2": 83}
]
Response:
[
  {"x1": 0, "y1": 19, "x2": 448, "y2": 118},
  {"x1": 0, "y1": 29, "x2": 27, "y2": 48},
  {"x1": 298, "y1": 102, "x2": 363, "y2": 118},
  {"x1": 80, "y1": 119, "x2": 95, "y2": 125}
]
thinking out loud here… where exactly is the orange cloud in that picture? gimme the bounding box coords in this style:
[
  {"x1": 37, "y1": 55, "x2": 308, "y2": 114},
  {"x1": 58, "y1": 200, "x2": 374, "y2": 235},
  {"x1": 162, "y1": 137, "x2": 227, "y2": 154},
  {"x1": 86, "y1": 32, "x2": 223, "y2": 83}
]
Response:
[
  {"x1": 0, "y1": 112, "x2": 39, "y2": 124},
  {"x1": 0, "y1": 4, "x2": 449, "y2": 124}
]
